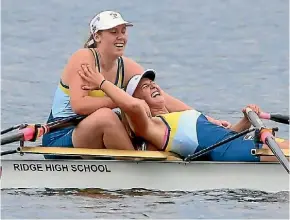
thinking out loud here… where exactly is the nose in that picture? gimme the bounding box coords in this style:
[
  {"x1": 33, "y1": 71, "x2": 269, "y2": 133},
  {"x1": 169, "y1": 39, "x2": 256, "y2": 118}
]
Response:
[
  {"x1": 117, "y1": 32, "x2": 125, "y2": 39},
  {"x1": 150, "y1": 83, "x2": 156, "y2": 89}
]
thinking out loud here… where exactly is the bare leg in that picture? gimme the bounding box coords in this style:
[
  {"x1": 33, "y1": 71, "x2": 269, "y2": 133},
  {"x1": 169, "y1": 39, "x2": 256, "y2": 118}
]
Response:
[
  {"x1": 72, "y1": 108, "x2": 134, "y2": 150},
  {"x1": 260, "y1": 139, "x2": 289, "y2": 162},
  {"x1": 146, "y1": 143, "x2": 159, "y2": 151}
]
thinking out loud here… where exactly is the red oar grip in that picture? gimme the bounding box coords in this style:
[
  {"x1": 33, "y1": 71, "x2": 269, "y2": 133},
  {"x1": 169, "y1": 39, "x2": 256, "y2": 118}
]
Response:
[
  {"x1": 21, "y1": 127, "x2": 35, "y2": 141},
  {"x1": 23, "y1": 124, "x2": 49, "y2": 142},
  {"x1": 259, "y1": 128, "x2": 273, "y2": 144}
]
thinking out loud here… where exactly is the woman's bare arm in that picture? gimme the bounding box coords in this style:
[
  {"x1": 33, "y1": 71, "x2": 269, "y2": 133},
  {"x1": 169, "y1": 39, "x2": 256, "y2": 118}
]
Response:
[
  {"x1": 230, "y1": 117, "x2": 251, "y2": 132},
  {"x1": 100, "y1": 80, "x2": 151, "y2": 133},
  {"x1": 79, "y1": 64, "x2": 152, "y2": 133},
  {"x1": 66, "y1": 49, "x2": 117, "y2": 115},
  {"x1": 162, "y1": 91, "x2": 192, "y2": 112},
  {"x1": 230, "y1": 104, "x2": 261, "y2": 132},
  {"x1": 121, "y1": 58, "x2": 192, "y2": 112}
]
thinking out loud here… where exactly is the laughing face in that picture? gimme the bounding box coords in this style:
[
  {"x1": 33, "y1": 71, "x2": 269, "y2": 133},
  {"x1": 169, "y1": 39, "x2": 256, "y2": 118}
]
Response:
[
  {"x1": 95, "y1": 24, "x2": 128, "y2": 57},
  {"x1": 133, "y1": 78, "x2": 166, "y2": 109}
]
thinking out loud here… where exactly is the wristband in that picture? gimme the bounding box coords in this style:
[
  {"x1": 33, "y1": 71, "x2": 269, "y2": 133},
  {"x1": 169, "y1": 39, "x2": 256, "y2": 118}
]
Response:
[{"x1": 99, "y1": 79, "x2": 106, "y2": 90}]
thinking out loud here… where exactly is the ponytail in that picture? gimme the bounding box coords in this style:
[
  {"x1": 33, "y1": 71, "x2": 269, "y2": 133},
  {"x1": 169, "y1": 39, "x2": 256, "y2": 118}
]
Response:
[
  {"x1": 84, "y1": 33, "x2": 96, "y2": 48},
  {"x1": 120, "y1": 110, "x2": 134, "y2": 139},
  {"x1": 120, "y1": 110, "x2": 146, "y2": 150}
]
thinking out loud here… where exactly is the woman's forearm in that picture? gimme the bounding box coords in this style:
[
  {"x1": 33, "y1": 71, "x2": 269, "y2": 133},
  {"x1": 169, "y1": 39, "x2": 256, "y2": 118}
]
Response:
[
  {"x1": 100, "y1": 80, "x2": 150, "y2": 132},
  {"x1": 71, "y1": 96, "x2": 117, "y2": 115},
  {"x1": 100, "y1": 80, "x2": 141, "y2": 112},
  {"x1": 163, "y1": 91, "x2": 192, "y2": 112},
  {"x1": 230, "y1": 117, "x2": 251, "y2": 132}
]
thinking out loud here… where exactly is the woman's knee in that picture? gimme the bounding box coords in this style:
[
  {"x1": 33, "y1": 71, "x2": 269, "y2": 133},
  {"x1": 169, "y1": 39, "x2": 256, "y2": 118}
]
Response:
[
  {"x1": 94, "y1": 108, "x2": 122, "y2": 128},
  {"x1": 76, "y1": 108, "x2": 121, "y2": 130},
  {"x1": 95, "y1": 108, "x2": 120, "y2": 120}
]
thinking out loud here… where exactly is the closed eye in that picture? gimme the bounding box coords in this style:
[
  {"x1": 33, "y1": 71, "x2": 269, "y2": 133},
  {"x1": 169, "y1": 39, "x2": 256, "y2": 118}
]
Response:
[{"x1": 142, "y1": 84, "x2": 149, "y2": 89}]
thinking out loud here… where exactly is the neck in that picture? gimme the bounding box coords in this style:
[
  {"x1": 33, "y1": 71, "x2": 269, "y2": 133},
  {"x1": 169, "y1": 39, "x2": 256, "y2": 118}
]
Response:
[
  {"x1": 151, "y1": 106, "x2": 168, "y2": 117},
  {"x1": 97, "y1": 48, "x2": 118, "y2": 72}
]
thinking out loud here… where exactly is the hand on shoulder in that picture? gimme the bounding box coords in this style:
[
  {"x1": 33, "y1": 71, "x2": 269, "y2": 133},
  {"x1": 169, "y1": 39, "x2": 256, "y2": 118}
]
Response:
[{"x1": 78, "y1": 64, "x2": 105, "y2": 90}]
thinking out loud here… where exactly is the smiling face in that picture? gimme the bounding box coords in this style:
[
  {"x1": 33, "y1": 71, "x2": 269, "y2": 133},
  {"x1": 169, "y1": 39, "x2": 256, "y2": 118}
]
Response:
[
  {"x1": 133, "y1": 78, "x2": 166, "y2": 109},
  {"x1": 95, "y1": 24, "x2": 128, "y2": 57}
]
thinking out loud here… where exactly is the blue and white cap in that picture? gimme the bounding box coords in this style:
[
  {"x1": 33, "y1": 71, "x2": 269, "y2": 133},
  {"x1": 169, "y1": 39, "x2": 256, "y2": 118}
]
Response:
[
  {"x1": 125, "y1": 69, "x2": 156, "y2": 96},
  {"x1": 90, "y1": 11, "x2": 133, "y2": 34}
]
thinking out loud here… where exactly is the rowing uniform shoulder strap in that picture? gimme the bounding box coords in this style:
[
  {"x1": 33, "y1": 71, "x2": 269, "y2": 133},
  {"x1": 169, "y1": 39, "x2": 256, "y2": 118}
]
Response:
[
  {"x1": 89, "y1": 48, "x2": 101, "y2": 72},
  {"x1": 118, "y1": 56, "x2": 125, "y2": 88}
]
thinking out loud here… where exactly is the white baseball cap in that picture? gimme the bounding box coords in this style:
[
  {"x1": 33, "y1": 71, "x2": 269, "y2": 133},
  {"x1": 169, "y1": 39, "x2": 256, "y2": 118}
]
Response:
[
  {"x1": 90, "y1": 10, "x2": 133, "y2": 34},
  {"x1": 125, "y1": 69, "x2": 156, "y2": 96}
]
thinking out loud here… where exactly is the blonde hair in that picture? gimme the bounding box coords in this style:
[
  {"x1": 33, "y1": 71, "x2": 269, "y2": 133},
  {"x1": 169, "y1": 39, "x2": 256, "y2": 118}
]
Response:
[
  {"x1": 120, "y1": 110, "x2": 135, "y2": 139},
  {"x1": 84, "y1": 33, "x2": 97, "y2": 48},
  {"x1": 120, "y1": 110, "x2": 146, "y2": 150}
]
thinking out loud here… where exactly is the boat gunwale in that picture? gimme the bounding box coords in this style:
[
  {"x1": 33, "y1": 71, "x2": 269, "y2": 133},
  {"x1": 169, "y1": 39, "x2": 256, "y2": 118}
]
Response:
[{"x1": 0, "y1": 159, "x2": 282, "y2": 165}]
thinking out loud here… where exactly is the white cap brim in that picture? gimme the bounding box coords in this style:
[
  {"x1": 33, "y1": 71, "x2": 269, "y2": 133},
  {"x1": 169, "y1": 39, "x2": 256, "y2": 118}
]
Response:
[{"x1": 97, "y1": 21, "x2": 133, "y2": 31}]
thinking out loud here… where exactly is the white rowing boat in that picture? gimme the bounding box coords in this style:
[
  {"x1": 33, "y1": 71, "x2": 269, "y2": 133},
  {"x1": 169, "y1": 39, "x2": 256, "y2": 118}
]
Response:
[
  {"x1": 1, "y1": 109, "x2": 289, "y2": 192},
  {"x1": 1, "y1": 147, "x2": 289, "y2": 192}
]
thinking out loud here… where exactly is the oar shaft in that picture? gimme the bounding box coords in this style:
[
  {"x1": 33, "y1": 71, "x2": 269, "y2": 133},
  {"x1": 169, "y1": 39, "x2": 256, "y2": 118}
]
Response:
[
  {"x1": 259, "y1": 112, "x2": 289, "y2": 125},
  {"x1": 1, "y1": 125, "x2": 22, "y2": 135},
  {"x1": 1, "y1": 149, "x2": 17, "y2": 156},
  {"x1": 185, "y1": 128, "x2": 255, "y2": 161},
  {"x1": 246, "y1": 108, "x2": 289, "y2": 174},
  {"x1": 265, "y1": 135, "x2": 289, "y2": 172},
  {"x1": 1, "y1": 133, "x2": 24, "y2": 145},
  {"x1": 47, "y1": 115, "x2": 85, "y2": 132}
]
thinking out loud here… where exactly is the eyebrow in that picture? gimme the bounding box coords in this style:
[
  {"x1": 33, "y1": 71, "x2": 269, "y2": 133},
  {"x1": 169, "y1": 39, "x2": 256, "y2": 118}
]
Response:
[{"x1": 140, "y1": 80, "x2": 151, "y2": 87}]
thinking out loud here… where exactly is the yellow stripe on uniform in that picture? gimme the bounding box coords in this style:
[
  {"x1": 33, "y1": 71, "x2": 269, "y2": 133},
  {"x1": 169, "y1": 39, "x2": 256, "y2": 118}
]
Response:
[
  {"x1": 161, "y1": 111, "x2": 184, "y2": 152},
  {"x1": 59, "y1": 83, "x2": 70, "y2": 95},
  {"x1": 58, "y1": 78, "x2": 108, "y2": 98}
]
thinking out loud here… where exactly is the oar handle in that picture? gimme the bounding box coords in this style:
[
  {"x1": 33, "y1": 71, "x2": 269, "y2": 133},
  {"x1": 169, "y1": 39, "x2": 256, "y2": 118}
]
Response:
[
  {"x1": 245, "y1": 108, "x2": 264, "y2": 129},
  {"x1": 259, "y1": 112, "x2": 289, "y2": 125},
  {"x1": 1, "y1": 115, "x2": 86, "y2": 146},
  {"x1": 245, "y1": 108, "x2": 289, "y2": 174}
]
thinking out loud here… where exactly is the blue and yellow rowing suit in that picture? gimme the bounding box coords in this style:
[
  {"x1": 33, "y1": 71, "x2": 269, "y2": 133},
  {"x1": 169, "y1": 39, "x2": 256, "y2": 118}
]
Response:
[
  {"x1": 158, "y1": 109, "x2": 263, "y2": 162},
  {"x1": 42, "y1": 48, "x2": 125, "y2": 158},
  {"x1": 51, "y1": 48, "x2": 124, "y2": 118}
]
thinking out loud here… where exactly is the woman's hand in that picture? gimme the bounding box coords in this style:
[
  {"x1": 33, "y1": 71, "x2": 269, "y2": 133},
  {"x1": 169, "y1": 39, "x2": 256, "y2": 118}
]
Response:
[
  {"x1": 242, "y1": 104, "x2": 262, "y2": 118},
  {"x1": 78, "y1": 64, "x2": 105, "y2": 90},
  {"x1": 219, "y1": 120, "x2": 232, "y2": 129},
  {"x1": 212, "y1": 119, "x2": 232, "y2": 129}
]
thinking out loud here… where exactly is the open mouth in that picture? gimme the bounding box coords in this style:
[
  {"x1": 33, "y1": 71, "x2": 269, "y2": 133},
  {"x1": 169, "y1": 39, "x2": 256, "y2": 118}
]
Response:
[
  {"x1": 115, "y1": 43, "x2": 124, "y2": 48},
  {"x1": 151, "y1": 91, "x2": 160, "y2": 98}
]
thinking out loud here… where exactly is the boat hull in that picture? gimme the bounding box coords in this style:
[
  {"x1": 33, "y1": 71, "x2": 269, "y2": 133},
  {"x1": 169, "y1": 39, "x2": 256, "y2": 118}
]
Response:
[{"x1": 1, "y1": 159, "x2": 288, "y2": 192}]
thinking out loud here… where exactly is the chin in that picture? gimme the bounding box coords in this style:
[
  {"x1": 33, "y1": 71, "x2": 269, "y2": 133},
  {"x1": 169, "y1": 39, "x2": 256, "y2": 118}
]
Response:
[
  {"x1": 150, "y1": 96, "x2": 165, "y2": 105},
  {"x1": 114, "y1": 48, "x2": 125, "y2": 57}
]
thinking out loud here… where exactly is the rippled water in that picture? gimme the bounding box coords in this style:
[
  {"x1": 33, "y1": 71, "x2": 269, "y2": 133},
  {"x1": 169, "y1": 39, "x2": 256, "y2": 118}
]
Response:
[
  {"x1": 2, "y1": 189, "x2": 289, "y2": 219},
  {"x1": 1, "y1": 0, "x2": 289, "y2": 218}
]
